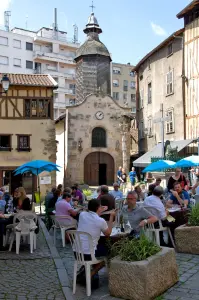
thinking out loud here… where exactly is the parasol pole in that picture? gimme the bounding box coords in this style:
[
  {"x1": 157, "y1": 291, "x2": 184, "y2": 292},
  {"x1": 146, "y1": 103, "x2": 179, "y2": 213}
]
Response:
[{"x1": 37, "y1": 172, "x2": 41, "y2": 215}]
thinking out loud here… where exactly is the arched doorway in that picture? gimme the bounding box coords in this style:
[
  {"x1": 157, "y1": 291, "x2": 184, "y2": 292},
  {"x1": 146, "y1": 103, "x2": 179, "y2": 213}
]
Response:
[{"x1": 84, "y1": 152, "x2": 114, "y2": 186}]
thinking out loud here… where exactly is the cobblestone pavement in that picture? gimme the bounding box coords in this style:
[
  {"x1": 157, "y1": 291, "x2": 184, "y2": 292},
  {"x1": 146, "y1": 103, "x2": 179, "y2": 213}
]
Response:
[
  {"x1": 55, "y1": 232, "x2": 199, "y2": 300},
  {"x1": 0, "y1": 228, "x2": 65, "y2": 300}
]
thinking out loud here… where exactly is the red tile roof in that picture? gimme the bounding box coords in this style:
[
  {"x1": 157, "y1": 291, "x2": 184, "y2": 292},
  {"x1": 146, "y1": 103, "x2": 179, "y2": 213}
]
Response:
[{"x1": 0, "y1": 73, "x2": 58, "y2": 88}]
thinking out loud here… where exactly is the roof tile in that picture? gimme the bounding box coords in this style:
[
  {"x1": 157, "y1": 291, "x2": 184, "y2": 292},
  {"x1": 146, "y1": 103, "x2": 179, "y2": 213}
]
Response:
[{"x1": 0, "y1": 73, "x2": 58, "y2": 87}]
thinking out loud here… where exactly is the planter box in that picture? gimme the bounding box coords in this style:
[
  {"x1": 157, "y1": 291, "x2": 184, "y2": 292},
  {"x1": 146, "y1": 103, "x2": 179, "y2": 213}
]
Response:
[
  {"x1": 109, "y1": 247, "x2": 178, "y2": 300},
  {"x1": 175, "y1": 225, "x2": 199, "y2": 254}
]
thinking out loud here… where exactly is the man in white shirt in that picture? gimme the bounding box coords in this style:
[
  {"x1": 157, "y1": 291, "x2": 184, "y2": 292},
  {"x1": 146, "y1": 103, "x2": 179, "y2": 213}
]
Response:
[
  {"x1": 76, "y1": 199, "x2": 116, "y2": 280},
  {"x1": 144, "y1": 186, "x2": 167, "y2": 220},
  {"x1": 110, "y1": 182, "x2": 123, "y2": 200}
]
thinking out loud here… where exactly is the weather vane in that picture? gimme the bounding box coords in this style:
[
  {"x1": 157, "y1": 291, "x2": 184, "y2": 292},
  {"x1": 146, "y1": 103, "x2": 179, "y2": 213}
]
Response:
[{"x1": 90, "y1": 1, "x2": 95, "y2": 12}]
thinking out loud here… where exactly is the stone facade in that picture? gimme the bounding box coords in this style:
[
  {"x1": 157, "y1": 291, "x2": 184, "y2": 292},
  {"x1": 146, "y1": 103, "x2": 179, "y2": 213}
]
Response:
[
  {"x1": 135, "y1": 29, "x2": 184, "y2": 155},
  {"x1": 56, "y1": 94, "x2": 131, "y2": 186}
]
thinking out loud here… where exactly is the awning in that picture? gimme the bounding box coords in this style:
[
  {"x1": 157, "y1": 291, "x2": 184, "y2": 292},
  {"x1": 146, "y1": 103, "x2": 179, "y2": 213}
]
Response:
[{"x1": 133, "y1": 139, "x2": 194, "y2": 167}]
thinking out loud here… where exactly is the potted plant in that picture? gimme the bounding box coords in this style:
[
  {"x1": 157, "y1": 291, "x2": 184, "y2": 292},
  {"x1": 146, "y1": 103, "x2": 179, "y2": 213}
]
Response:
[
  {"x1": 175, "y1": 204, "x2": 199, "y2": 254},
  {"x1": 108, "y1": 235, "x2": 178, "y2": 300}
]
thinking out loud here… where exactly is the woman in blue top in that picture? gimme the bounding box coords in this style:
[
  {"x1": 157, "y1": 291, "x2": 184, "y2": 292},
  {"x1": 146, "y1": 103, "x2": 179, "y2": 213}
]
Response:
[{"x1": 129, "y1": 167, "x2": 137, "y2": 189}]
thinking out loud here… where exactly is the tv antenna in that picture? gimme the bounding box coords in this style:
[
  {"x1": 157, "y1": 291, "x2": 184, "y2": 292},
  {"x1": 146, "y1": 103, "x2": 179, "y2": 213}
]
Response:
[
  {"x1": 4, "y1": 11, "x2": 11, "y2": 31},
  {"x1": 73, "y1": 24, "x2": 78, "y2": 43}
]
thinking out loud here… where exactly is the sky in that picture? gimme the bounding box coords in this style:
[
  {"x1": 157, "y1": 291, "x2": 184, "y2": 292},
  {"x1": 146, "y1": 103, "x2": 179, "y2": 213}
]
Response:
[{"x1": 0, "y1": 0, "x2": 191, "y2": 65}]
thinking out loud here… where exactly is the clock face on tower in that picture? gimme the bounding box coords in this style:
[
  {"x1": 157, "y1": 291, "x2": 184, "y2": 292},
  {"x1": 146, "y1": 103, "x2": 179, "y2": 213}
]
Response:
[{"x1": 95, "y1": 111, "x2": 104, "y2": 120}]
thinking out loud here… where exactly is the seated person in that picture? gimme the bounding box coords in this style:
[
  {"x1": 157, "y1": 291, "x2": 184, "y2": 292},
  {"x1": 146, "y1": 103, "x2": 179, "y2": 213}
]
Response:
[
  {"x1": 75, "y1": 199, "x2": 115, "y2": 278},
  {"x1": 121, "y1": 191, "x2": 157, "y2": 233},
  {"x1": 0, "y1": 191, "x2": 6, "y2": 213},
  {"x1": 167, "y1": 182, "x2": 190, "y2": 208},
  {"x1": 55, "y1": 192, "x2": 78, "y2": 226},
  {"x1": 99, "y1": 185, "x2": 115, "y2": 221},
  {"x1": 144, "y1": 186, "x2": 167, "y2": 220},
  {"x1": 13, "y1": 187, "x2": 32, "y2": 211},
  {"x1": 71, "y1": 186, "x2": 83, "y2": 205},
  {"x1": 134, "y1": 185, "x2": 145, "y2": 201},
  {"x1": 110, "y1": 182, "x2": 123, "y2": 200}
]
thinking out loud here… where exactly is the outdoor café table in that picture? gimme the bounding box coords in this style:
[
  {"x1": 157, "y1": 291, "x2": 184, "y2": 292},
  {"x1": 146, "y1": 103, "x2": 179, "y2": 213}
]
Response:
[
  {"x1": 168, "y1": 207, "x2": 189, "y2": 227},
  {"x1": 98, "y1": 227, "x2": 129, "y2": 250}
]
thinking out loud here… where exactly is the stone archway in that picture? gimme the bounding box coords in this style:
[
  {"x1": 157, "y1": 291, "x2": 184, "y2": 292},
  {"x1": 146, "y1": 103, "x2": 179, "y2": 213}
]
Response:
[{"x1": 84, "y1": 152, "x2": 114, "y2": 186}]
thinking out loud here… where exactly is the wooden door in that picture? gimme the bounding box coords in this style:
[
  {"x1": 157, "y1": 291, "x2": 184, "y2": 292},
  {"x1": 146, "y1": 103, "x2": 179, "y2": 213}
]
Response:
[{"x1": 84, "y1": 152, "x2": 114, "y2": 186}]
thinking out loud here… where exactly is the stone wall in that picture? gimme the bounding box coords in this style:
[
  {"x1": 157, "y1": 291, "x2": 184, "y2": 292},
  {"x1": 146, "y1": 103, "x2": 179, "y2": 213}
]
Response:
[{"x1": 65, "y1": 94, "x2": 131, "y2": 185}]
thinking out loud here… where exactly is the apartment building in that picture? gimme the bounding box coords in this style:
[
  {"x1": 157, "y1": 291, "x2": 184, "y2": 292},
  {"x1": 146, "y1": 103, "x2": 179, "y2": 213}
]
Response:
[
  {"x1": 111, "y1": 62, "x2": 136, "y2": 112},
  {"x1": 177, "y1": 0, "x2": 199, "y2": 154},
  {"x1": 0, "y1": 11, "x2": 79, "y2": 119},
  {"x1": 133, "y1": 29, "x2": 191, "y2": 167}
]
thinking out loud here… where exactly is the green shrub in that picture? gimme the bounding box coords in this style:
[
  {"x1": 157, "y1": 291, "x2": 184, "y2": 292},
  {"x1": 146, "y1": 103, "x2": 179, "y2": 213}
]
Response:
[
  {"x1": 109, "y1": 234, "x2": 161, "y2": 262},
  {"x1": 83, "y1": 189, "x2": 92, "y2": 197},
  {"x1": 188, "y1": 204, "x2": 199, "y2": 226}
]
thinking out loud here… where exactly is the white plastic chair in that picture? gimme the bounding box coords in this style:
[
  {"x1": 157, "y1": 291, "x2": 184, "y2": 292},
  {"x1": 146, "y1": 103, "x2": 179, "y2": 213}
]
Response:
[
  {"x1": 143, "y1": 206, "x2": 175, "y2": 248},
  {"x1": 51, "y1": 215, "x2": 77, "y2": 247},
  {"x1": 67, "y1": 230, "x2": 106, "y2": 297},
  {"x1": 190, "y1": 198, "x2": 196, "y2": 207},
  {"x1": 8, "y1": 211, "x2": 38, "y2": 254}
]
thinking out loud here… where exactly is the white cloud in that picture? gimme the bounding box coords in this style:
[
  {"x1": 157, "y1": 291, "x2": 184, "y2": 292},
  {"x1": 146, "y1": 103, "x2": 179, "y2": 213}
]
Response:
[
  {"x1": 0, "y1": 0, "x2": 12, "y2": 26},
  {"x1": 150, "y1": 22, "x2": 167, "y2": 36}
]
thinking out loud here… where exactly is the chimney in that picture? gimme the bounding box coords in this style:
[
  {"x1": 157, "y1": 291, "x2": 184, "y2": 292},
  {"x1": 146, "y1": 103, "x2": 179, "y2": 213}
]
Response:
[{"x1": 54, "y1": 8, "x2": 58, "y2": 31}]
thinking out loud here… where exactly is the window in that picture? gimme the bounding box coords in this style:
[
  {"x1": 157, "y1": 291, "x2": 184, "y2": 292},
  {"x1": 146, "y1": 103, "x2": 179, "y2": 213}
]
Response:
[
  {"x1": 26, "y1": 42, "x2": 33, "y2": 51},
  {"x1": 17, "y1": 135, "x2": 31, "y2": 151},
  {"x1": 131, "y1": 81, "x2": 136, "y2": 89},
  {"x1": 92, "y1": 127, "x2": 106, "y2": 147},
  {"x1": 167, "y1": 43, "x2": 173, "y2": 56},
  {"x1": 13, "y1": 58, "x2": 21, "y2": 67},
  {"x1": 123, "y1": 80, "x2": 128, "y2": 91},
  {"x1": 148, "y1": 82, "x2": 152, "y2": 104},
  {"x1": 139, "y1": 89, "x2": 144, "y2": 108},
  {"x1": 0, "y1": 135, "x2": 11, "y2": 151},
  {"x1": 130, "y1": 71, "x2": 135, "y2": 77},
  {"x1": 24, "y1": 99, "x2": 51, "y2": 118},
  {"x1": 0, "y1": 56, "x2": 8, "y2": 65},
  {"x1": 166, "y1": 109, "x2": 175, "y2": 134},
  {"x1": 0, "y1": 36, "x2": 8, "y2": 46},
  {"x1": 147, "y1": 117, "x2": 153, "y2": 137},
  {"x1": 140, "y1": 121, "x2": 144, "y2": 139},
  {"x1": 26, "y1": 60, "x2": 33, "y2": 69},
  {"x1": 113, "y1": 79, "x2": 119, "y2": 87},
  {"x1": 113, "y1": 67, "x2": 121, "y2": 74},
  {"x1": 140, "y1": 74, "x2": 143, "y2": 81},
  {"x1": 131, "y1": 107, "x2": 136, "y2": 113},
  {"x1": 13, "y1": 39, "x2": 21, "y2": 48},
  {"x1": 123, "y1": 93, "x2": 127, "y2": 100},
  {"x1": 69, "y1": 99, "x2": 75, "y2": 105},
  {"x1": 131, "y1": 94, "x2": 136, "y2": 102},
  {"x1": 69, "y1": 84, "x2": 76, "y2": 94},
  {"x1": 166, "y1": 70, "x2": 174, "y2": 95},
  {"x1": 113, "y1": 92, "x2": 119, "y2": 100}
]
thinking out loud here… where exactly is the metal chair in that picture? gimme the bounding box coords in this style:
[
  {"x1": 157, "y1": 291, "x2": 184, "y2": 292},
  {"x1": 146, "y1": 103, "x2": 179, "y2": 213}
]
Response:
[
  {"x1": 67, "y1": 230, "x2": 106, "y2": 297},
  {"x1": 51, "y1": 215, "x2": 77, "y2": 247}
]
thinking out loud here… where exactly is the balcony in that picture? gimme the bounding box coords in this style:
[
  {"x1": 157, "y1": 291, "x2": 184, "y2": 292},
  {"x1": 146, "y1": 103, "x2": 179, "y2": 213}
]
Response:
[
  {"x1": 34, "y1": 33, "x2": 80, "y2": 48},
  {"x1": 33, "y1": 51, "x2": 75, "y2": 65},
  {"x1": 54, "y1": 87, "x2": 75, "y2": 95}
]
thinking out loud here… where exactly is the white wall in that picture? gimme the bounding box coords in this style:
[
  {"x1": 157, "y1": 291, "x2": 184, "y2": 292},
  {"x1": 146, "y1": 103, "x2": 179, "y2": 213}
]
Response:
[{"x1": 0, "y1": 30, "x2": 34, "y2": 74}]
